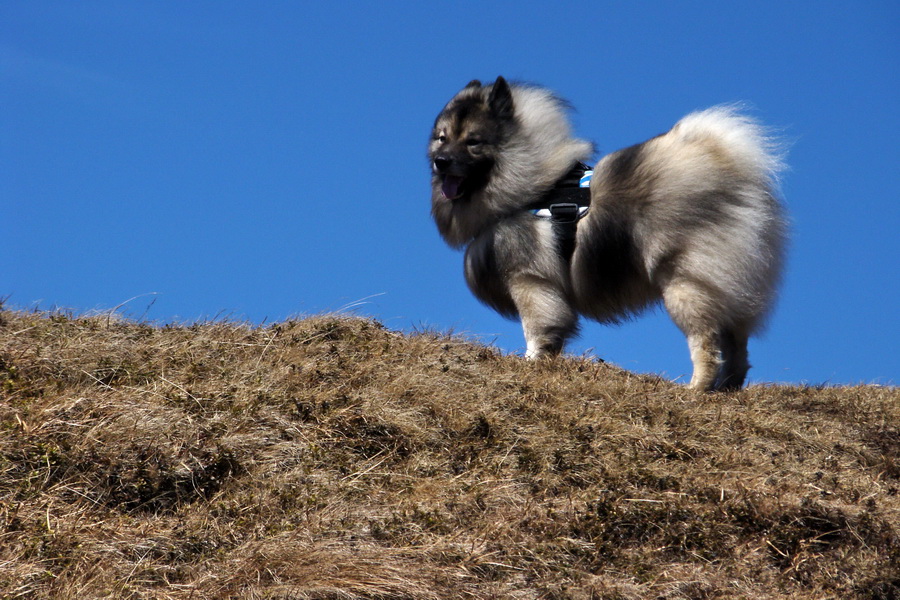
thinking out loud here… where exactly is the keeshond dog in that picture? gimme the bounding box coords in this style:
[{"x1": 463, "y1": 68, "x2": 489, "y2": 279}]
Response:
[{"x1": 429, "y1": 76, "x2": 786, "y2": 391}]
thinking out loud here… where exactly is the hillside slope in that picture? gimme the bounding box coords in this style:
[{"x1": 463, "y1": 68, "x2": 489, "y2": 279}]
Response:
[{"x1": 0, "y1": 309, "x2": 897, "y2": 599}]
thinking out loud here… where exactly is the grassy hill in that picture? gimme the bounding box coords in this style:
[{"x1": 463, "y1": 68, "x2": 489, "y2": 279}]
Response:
[{"x1": 1, "y1": 308, "x2": 897, "y2": 599}]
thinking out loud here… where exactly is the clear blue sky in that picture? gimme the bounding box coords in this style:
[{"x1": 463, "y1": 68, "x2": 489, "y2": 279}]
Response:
[{"x1": 3, "y1": 2, "x2": 898, "y2": 386}]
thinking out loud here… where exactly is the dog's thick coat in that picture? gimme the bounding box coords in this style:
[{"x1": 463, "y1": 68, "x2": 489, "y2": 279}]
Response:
[{"x1": 429, "y1": 77, "x2": 786, "y2": 391}]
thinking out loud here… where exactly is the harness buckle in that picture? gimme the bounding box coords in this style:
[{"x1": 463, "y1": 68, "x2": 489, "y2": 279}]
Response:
[{"x1": 548, "y1": 203, "x2": 580, "y2": 223}]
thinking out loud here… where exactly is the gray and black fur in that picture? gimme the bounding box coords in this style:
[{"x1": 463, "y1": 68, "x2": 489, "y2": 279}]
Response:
[{"x1": 429, "y1": 77, "x2": 786, "y2": 391}]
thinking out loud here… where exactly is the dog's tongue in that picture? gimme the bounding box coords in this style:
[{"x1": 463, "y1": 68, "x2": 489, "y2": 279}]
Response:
[{"x1": 441, "y1": 175, "x2": 463, "y2": 200}]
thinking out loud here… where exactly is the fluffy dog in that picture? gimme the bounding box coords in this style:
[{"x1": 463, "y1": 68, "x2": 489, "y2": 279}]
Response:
[{"x1": 429, "y1": 76, "x2": 786, "y2": 391}]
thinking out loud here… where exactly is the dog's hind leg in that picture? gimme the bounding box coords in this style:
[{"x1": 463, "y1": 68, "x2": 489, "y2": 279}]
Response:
[
  {"x1": 718, "y1": 327, "x2": 750, "y2": 391},
  {"x1": 510, "y1": 276, "x2": 578, "y2": 359},
  {"x1": 661, "y1": 278, "x2": 723, "y2": 391},
  {"x1": 685, "y1": 331, "x2": 722, "y2": 391}
]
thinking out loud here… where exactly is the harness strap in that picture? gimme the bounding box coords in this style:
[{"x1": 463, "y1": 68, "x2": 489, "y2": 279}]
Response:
[{"x1": 527, "y1": 161, "x2": 593, "y2": 262}]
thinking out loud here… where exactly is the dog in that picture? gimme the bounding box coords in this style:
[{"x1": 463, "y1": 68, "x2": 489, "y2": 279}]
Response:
[{"x1": 429, "y1": 76, "x2": 786, "y2": 391}]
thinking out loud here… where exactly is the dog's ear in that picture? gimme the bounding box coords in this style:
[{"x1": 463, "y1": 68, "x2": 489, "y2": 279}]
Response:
[
  {"x1": 488, "y1": 76, "x2": 514, "y2": 120},
  {"x1": 465, "y1": 79, "x2": 482, "y2": 89}
]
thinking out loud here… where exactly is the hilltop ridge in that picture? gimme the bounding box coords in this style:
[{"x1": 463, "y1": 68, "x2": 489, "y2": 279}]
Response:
[{"x1": 1, "y1": 309, "x2": 897, "y2": 599}]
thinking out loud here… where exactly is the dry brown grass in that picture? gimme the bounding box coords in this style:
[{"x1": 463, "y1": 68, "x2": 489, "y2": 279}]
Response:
[{"x1": 0, "y1": 307, "x2": 897, "y2": 599}]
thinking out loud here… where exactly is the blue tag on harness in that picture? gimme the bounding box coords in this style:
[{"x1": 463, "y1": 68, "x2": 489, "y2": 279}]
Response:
[{"x1": 579, "y1": 170, "x2": 593, "y2": 188}]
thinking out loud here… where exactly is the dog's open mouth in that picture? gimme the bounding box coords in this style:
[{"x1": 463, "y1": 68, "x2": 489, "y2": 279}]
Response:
[{"x1": 441, "y1": 175, "x2": 465, "y2": 200}]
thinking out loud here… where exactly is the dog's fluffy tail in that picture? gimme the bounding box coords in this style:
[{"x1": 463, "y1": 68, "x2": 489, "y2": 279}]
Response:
[{"x1": 670, "y1": 104, "x2": 786, "y2": 191}]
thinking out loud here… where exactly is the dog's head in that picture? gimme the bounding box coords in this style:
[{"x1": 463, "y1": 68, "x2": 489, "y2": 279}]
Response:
[{"x1": 429, "y1": 76, "x2": 516, "y2": 202}]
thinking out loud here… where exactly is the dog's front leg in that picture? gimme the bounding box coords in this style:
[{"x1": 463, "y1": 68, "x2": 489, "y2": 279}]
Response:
[{"x1": 509, "y1": 276, "x2": 578, "y2": 359}]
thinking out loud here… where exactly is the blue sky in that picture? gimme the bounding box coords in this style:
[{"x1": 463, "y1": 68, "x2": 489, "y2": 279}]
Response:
[{"x1": 3, "y1": 2, "x2": 898, "y2": 386}]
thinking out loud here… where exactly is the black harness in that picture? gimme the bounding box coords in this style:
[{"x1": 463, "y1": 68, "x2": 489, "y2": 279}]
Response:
[{"x1": 527, "y1": 161, "x2": 593, "y2": 261}]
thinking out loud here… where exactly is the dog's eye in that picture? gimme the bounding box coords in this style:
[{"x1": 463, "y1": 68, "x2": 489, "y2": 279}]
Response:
[
  {"x1": 435, "y1": 133, "x2": 447, "y2": 143},
  {"x1": 466, "y1": 138, "x2": 483, "y2": 147}
]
